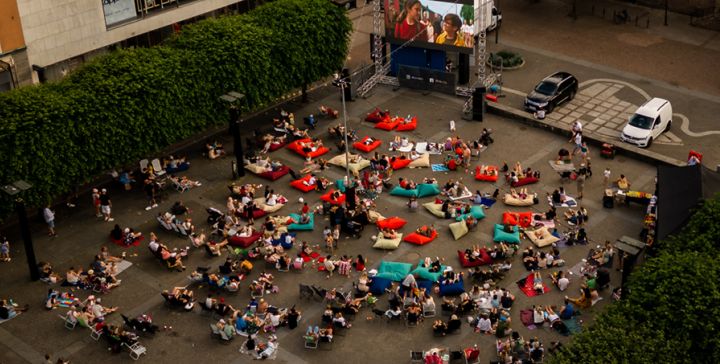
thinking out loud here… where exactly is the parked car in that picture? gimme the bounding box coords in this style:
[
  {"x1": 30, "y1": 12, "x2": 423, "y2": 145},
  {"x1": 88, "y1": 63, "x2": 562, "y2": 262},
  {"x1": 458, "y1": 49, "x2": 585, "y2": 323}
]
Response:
[
  {"x1": 620, "y1": 98, "x2": 672, "y2": 148},
  {"x1": 487, "y1": 7, "x2": 503, "y2": 32},
  {"x1": 524, "y1": 72, "x2": 578, "y2": 113},
  {"x1": 330, "y1": 0, "x2": 357, "y2": 10}
]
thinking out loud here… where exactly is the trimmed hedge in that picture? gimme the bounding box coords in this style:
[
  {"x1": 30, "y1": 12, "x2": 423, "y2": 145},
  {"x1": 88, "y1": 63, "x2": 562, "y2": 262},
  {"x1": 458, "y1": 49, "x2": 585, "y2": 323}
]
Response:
[{"x1": 0, "y1": 0, "x2": 351, "y2": 218}]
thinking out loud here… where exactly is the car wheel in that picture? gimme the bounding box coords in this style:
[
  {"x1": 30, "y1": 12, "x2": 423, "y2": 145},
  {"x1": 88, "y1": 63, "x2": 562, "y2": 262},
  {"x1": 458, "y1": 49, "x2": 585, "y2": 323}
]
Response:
[
  {"x1": 546, "y1": 103, "x2": 555, "y2": 113},
  {"x1": 646, "y1": 137, "x2": 653, "y2": 148},
  {"x1": 569, "y1": 90, "x2": 576, "y2": 100},
  {"x1": 665, "y1": 120, "x2": 672, "y2": 132}
]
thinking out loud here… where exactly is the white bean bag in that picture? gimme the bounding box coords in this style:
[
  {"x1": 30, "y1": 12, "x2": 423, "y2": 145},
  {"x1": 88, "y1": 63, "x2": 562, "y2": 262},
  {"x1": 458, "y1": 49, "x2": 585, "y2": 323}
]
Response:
[
  {"x1": 327, "y1": 154, "x2": 371, "y2": 177},
  {"x1": 408, "y1": 153, "x2": 430, "y2": 168},
  {"x1": 423, "y1": 202, "x2": 446, "y2": 218},
  {"x1": 245, "y1": 163, "x2": 269, "y2": 175},
  {"x1": 524, "y1": 227, "x2": 560, "y2": 248},
  {"x1": 373, "y1": 233, "x2": 403, "y2": 250},
  {"x1": 254, "y1": 198, "x2": 286, "y2": 213},
  {"x1": 503, "y1": 193, "x2": 537, "y2": 206},
  {"x1": 367, "y1": 210, "x2": 385, "y2": 223},
  {"x1": 449, "y1": 219, "x2": 469, "y2": 240}
]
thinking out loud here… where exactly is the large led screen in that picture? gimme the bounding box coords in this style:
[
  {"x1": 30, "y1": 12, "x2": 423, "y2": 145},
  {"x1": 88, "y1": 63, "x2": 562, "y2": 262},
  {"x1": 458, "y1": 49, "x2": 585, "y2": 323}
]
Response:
[{"x1": 384, "y1": 0, "x2": 475, "y2": 53}]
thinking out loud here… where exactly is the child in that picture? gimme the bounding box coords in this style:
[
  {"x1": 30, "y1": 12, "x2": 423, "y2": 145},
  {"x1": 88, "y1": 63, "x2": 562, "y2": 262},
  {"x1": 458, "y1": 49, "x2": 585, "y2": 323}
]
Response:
[
  {"x1": 449, "y1": 119, "x2": 456, "y2": 132},
  {"x1": 0, "y1": 236, "x2": 10, "y2": 262}
]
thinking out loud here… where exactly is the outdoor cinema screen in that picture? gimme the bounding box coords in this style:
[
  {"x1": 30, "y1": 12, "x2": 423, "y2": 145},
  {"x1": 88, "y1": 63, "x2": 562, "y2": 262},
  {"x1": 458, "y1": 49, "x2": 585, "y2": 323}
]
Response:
[{"x1": 384, "y1": 0, "x2": 475, "y2": 54}]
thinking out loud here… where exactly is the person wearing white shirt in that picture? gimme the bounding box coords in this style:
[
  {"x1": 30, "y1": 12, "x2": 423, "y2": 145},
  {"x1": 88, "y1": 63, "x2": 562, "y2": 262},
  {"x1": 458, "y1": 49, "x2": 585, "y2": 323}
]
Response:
[
  {"x1": 266, "y1": 194, "x2": 278, "y2": 206},
  {"x1": 475, "y1": 315, "x2": 493, "y2": 333},
  {"x1": 558, "y1": 276, "x2": 570, "y2": 291}
]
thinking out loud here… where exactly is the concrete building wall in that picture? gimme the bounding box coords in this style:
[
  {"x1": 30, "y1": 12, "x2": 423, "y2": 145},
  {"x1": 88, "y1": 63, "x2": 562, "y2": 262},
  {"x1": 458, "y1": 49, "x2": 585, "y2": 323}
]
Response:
[{"x1": 16, "y1": 0, "x2": 241, "y2": 68}]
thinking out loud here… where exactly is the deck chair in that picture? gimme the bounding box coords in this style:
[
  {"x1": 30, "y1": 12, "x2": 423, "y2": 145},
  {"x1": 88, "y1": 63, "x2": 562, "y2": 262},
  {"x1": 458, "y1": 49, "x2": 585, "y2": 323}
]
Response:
[
  {"x1": 59, "y1": 314, "x2": 76, "y2": 330},
  {"x1": 172, "y1": 178, "x2": 189, "y2": 193},
  {"x1": 139, "y1": 159, "x2": 149, "y2": 173},
  {"x1": 90, "y1": 325, "x2": 103, "y2": 340},
  {"x1": 299, "y1": 284, "x2": 315, "y2": 299},
  {"x1": 124, "y1": 342, "x2": 147, "y2": 361},
  {"x1": 151, "y1": 158, "x2": 166, "y2": 176},
  {"x1": 304, "y1": 335, "x2": 319, "y2": 349}
]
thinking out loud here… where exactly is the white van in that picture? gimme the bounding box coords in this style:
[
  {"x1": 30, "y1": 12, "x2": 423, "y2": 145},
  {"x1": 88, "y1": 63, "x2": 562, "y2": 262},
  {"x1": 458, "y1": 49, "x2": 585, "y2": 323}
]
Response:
[{"x1": 620, "y1": 98, "x2": 672, "y2": 148}]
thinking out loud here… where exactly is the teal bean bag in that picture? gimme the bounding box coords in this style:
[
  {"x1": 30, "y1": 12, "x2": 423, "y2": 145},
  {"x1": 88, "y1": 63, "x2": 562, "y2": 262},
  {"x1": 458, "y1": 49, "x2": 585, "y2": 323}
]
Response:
[
  {"x1": 410, "y1": 259, "x2": 447, "y2": 282},
  {"x1": 335, "y1": 179, "x2": 348, "y2": 193},
  {"x1": 375, "y1": 260, "x2": 413, "y2": 282},
  {"x1": 493, "y1": 224, "x2": 520, "y2": 244},
  {"x1": 456, "y1": 206, "x2": 486, "y2": 221},
  {"x1": 416, "y1": 183, "x2": 441, "y2": 198},
  {"x1": 390, "y1": 185, "x2": 418, "y2": 197},
  {"x1": 288, "y1": 213, "x2": 314, "y2": 231}
]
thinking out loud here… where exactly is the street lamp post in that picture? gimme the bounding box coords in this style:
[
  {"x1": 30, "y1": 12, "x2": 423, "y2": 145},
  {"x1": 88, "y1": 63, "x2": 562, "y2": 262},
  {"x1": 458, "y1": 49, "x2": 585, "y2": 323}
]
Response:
[
  {"x1": 332, "y1": 74, "x2": 351, "y2": 180},
  {"x1": 220, "y1": 92, "x2": 246, "y2": 179},
  {"x1": 1, "y1": 180, "x2": 39, "y2": 281}
]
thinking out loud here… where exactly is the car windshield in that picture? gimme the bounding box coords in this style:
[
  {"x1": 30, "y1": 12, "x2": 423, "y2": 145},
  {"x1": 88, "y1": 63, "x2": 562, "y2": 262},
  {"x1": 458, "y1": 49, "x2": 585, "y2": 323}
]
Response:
[
  {"x1": 534, "y1": 81, "x2": 557, "y2": 96},
  {"x1": 628, "y1": 114, "x2": 654, "y2": 129}
]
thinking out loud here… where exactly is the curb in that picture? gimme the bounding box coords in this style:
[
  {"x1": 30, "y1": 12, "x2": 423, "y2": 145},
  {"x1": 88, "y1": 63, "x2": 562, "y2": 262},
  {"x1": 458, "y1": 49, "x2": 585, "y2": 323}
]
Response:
[{"x1": 486, "y1": 102, "x2": 686, "y2": 167}]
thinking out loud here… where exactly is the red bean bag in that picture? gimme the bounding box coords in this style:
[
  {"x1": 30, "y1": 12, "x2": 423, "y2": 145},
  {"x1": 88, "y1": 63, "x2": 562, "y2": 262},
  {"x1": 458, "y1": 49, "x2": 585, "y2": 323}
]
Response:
[
  {"x1": 457, "y1": 249, "x2": 493, "y2": 268},
  {"x1": 287, "y1": 138, "x2": 330, "y2": 158},
  {"x1": 257, "y1": 165, "x2": 289, "y2": 181},
  {"x1": 474, "y1": 166, "x2": 499, "y2": 182},
  {"x1": 689, "y1": 150, "x2": 703, "y2": 162},
  {"x1": 365, "y1": 109, "x2": 388, "y2": 123},
  {"x1": 320, "y1": 189, "x2": 346, "y2": 205},
  {"x1": 376, "y1": 217, "x2": 407, "y2": 230},
  {"x1": 268, "y1": 140, "x2": 287, "y2": 152},
  {"x1": 510, "y1": 176, "x2": 539, "y2": 187},
  {"x1": 390, "y1": 158, "x2": 412, "y2": 170},
  {"x1": 229, "y1": 232, "x2": 262, "y2": 248},
  {"x1": 290, "y1": 175, "x2": 316, "y2": 192},
  {"x1": 375, "y1": 117, "x2": 401, "y2": 131},
  {"x1": 502, "y1": 212, "x2": 533, "y2": 228},
  {"x1": 403, "y1": 229, "x2": 438, "y2": 245},
  {"x1": 395, "y1": 117, "x2": 417, "y2": 131},
  {"x1": 353, "y1": 137, "x2": 382, "y2": 153},
  {"x1": 241, "y1": 208, "x2": 267, "y2": 220}
]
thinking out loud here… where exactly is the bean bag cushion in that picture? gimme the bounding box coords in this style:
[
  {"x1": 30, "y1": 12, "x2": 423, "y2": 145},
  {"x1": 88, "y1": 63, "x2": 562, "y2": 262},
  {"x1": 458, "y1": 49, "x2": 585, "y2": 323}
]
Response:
[
  {"x1": 408, "y1": 153, "x2": 430, "y2": 168},
  {"x1": 689, "y1": 150, "x2": 703, "y2": 162},
  {"x1": 290, "y1": 175, "x2": 316, "y2": 193},
  {"x1": 375, "y1": 117, "x2": 401, "y2": 131},
  {"x1": 395, "y1": 117, "x2": 417, "y2": 131},
  {"x1": 335, "y1": 179, "x2": 347, "y2": 193},
  {"x1": 372, "y1": 234, "x2": 403, "y2": 250},
  {"x1": 457, "y1": 249, "x2": 493, "y2": 267},
  {"x1": 423, "y1": 202, "x2": 446, "y2": 218},
  {"x1": 510, "y1": 176, "x2": 539, "y2": 187},
  {"x1": 456, "y1": 206, "x2": 486, "y2": 221},
  {"x1": 390, "y1": 158, "x2": 412, "y2": 170},
  {"x1": 376, "y1": 217, "x2": 407, "y2": 230},
  {"x1": 367, "y1": 210, "x2": 385, "y2": 223},
  {"x1": 244, "y1": 163, "x2": 268, "y2": 175},
  {"x1": 449, "y1": 219, "x2": 469, "y2": 240},
  {"x1": 474, "y1": 166, "x2": 499, "y2": 182},
  {"x1": 503, "y1": 193, "x2": 537, "y2": 206},
  {"x1": 390, "y1": 185, "x2": 418, "y2": 197},
  {"x1": 228, "y1": 232, "x2": 262, "y2": 248},
  {"x1": 287, "y1": 138, "x2": 329, "y2": 158},
  {"x1": 257, "y1": 165, "x2": 290, "y2": 181},
  {"x1": 502, "y1": 212, "x2": 533, "y2": 228},
  {"x1": 493, "y1": 224, "x2": 520, "y2": 244},
  {"x1": 241, "y1": 208, "x2": 266, "y2": 220},
  {"x1": 416, "y1": 183, "x2": 441, "y2": 198},
  {"x1": 267, "y1": 140, "x2": 287, "y2": 152},
  {"x1": 439, "y1": 277, "x2": 465, "y2": 296},
  {"x1": 326, "y1": 154, "x2": 371, "y2": 177},
  {"x1": 270, "y1": 232, "x2": 296, "y2": 249},
  {"x1": 410, "y1": 259, "x2": 446, "y2": 282},
  {"x1": 369, "y1": 276, "x2": 393, "y2": 295},
  {"x1": 320, "y1": 190, "x2": 346, "y2": 205},
  {"x1": 287, "y1": 213, "x2": 314, "y2": 231},
  {"x1": 403, "y1": 229, "x2": 438, "y2": 245},
  {"x1": 524, "y1": 227, "x2": 560, "y2": 248},
  {"x1": 375, "y1": 261, "x2": 413, "y2": 281},
  {"x1": 365, "y1": 109, "x2": 388, "y2": 123},
  {"x1": 253, "y1": 198, "x2": 286, "y2": 213},
  {"x1": 353, "y1": 137, "x2": 382, "y2": 153}
]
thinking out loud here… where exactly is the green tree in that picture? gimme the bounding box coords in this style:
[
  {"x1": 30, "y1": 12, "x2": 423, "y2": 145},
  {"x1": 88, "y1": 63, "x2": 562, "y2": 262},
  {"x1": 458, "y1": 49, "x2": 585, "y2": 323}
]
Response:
[{"x1": 460, "y1": 4, "x2": 474, "y2": 24}]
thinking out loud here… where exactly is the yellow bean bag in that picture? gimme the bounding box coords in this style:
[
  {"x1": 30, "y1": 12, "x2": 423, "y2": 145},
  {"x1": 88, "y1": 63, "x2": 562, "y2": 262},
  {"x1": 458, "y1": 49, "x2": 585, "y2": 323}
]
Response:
[
  {"x1": 524, "y1": 227, "x2": 560, "y2": 248},
  {"x1": 409, "y1": 153, "x2": 430, "y2": 168},
  {"x1": 367, "y1": 210, "x2": 385, "y2": 223},
  {"x1": 503, "y1": 193, "x2": 536, "y2": 207},
  {"x1": 373, "y1": 233, "x2": 403, "y2": 250},
  {"x1": 423, "y1": 202, "x2": 446, "y2": 218},
  {"x1": 449, "y1": 219, "x2": 469, "y2": 240},
  {"x1": 254, "y1": 198, "x2": 285, "y2": 213},
  {"x1": 327, "y1": 154, "x2": 371, "y2": 177}
]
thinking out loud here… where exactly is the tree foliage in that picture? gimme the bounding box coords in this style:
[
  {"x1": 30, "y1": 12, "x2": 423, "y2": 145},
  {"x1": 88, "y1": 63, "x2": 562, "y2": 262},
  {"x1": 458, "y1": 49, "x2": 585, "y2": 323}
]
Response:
[
  {"x1": 550, "y1": 195, "x2": 720, "y2": 364},
  {"x1": 0, "y1": 0, "x2": 352, "y2": 218}
]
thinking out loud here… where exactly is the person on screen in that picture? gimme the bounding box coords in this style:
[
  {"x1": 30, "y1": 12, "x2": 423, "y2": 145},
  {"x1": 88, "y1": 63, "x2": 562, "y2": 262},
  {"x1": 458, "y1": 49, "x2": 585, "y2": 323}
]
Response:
[
  {"x1": 422, "y1": 10, "x2": 435, "y2": 42},
  {"x1": 394, "y1": 0, "x2": 428, "y2": 42},
  {"x1": 435, "y1": 13, "x2": 464, "y2": 47}
]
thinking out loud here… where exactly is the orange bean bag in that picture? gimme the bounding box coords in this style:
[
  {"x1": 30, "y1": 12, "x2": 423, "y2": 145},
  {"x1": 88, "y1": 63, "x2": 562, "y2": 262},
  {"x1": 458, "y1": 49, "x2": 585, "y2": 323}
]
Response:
[
  {"x1": 290, "y1": 175, "x2": 316, "y2": 193},
  {"x1": 320, "y1": 189, "x2": 346, "y2": 205},
  {"x1": 395, "y1": 117, "x2": 417, "y2": 131},
  {"x1": 287, "y1": 138, "x2": 330, "y2": 158},
  {"x1": 353, "y1": 136, "x2": 382, "y2": 153},
  {"x1": 365, "y1": 109, "x2": 388, "y2": 123},
  {"x1": 390, "y1": 158, "x2": 412, "y2": 170},
  {"x1": 509, "y1": 176, "x2": 539, "y2": 187},
  {"x1": 502, "y1": 211, "x2": 533, "y2": 228},
  {"x1": 376, "y1": 217, "x2": 407, "y2": 230},
  {"x1": 689, "y1": 150, "x2": 703, "y2": 162},
  {"x1": 403, "y1": 229, "x2": 438, "y2": 245},
  {"x1": 474, "y1": 166, "x2": 499, "y2": 182},
  {"x1": 375, "y1": 117, "x2": 401, "y2": 131}
]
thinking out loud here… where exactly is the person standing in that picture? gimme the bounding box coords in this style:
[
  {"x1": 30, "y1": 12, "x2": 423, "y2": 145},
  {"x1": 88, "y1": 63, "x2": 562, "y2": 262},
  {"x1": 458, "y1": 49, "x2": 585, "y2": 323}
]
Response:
[
  {"x1": 43, "y1": 205, "x2": 57, "y2": 237},
  {"x1": 92, "y1": 188, "x2": 102, "y2": 217},
  {"x1": 571, "y1": 131, "x2": 583, "y2": 156},
  {"x1": 603, "y1": 168, "x2": 611, "y2": 187},
  {"x1": 0, "y1": 236, "x2": 10, "y2": 262},
  {"x1": 99, "y1": 189, "x2": 114, "y2": 222},
  {"x1": 576, "y1": 165, "x2": 587, "y2": 199}
]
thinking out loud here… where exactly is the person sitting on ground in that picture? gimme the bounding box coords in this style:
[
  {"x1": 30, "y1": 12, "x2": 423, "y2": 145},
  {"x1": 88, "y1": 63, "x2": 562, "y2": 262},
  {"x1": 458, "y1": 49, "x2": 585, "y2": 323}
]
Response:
[
  {"x1": 206, "y1": 140, "x2": 226, "y2": 159},
  {"x1": 416, "y1": 225, "x2": 436, "y2": 238},
  {"x1": 616, "y1": 174, "x2": 631, "y2": 190},
  {"x1": 381, "y1": 228, "x2": 398, "y2": 240},
  {"x1": 38, "y1": 261, "x2": 62, "y2": 284}
]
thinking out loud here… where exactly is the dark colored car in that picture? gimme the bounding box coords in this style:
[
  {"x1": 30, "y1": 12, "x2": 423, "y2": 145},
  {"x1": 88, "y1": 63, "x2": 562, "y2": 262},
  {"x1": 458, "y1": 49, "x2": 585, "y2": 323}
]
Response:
[
  {"x1": 524, "y1": 72, "x2": 578, "y2": 113},
  {"x1": 330, "y1": 0, "x2": 357, "y2": 10}
]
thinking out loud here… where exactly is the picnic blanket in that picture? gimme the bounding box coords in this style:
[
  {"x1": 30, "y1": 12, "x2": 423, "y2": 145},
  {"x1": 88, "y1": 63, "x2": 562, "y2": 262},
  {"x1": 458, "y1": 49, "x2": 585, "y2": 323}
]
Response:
[
  {"x1": 517, "y1": 274, "x2": 551, "y2": 297},
  {"x1": 548, "y1": 195, "x2": 578, "y2": 208},
  {"x1": 115, "y1": 260, "x2": 133, "y2": 275},
  {"x1": 431, "y1": 164, "x2": 449, "y2": 172},
  {"x1": 520, "y1": 309, "x2": 536, "y2": 329},
  {"x1": 562, "y1": 317, "x2": 583, "y2": 335}
]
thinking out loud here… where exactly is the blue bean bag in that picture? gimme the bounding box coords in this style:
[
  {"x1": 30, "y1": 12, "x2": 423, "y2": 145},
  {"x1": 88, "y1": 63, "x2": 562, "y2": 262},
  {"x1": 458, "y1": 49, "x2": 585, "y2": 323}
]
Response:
[
  {"x1": 456, "y1": 205, "x2": 486, "y2": 221},
  {"x1": 375, "y1": 260, "x2": 413, "y2": 282},
  {"x1": 410, "y1": 259, "x2": 447, "y2": 282},
  {"x1": 288, "y1": 213, "x2": 314, "y2": 231},
  {"x1": 399, "y1": 279, "x2": 434, "y2": 296},
  {"x1": 416, "y1": 183, "x2": 441, "y2": 198},
  {"x1": 493, "y1": 224, "x2": 520, "y2": 244},
  {"x1": 369, "y1": 276, "x2": 393, "y2": 296},
  {"x1": 335, "y1": 179, "x2": 347, "y2": 193},
  {"x1": 390, "y1": 185, "x2": 418, "y2": 197},
  {"x1": 439, "y1": 277, "x2": 465, "y2": 296},
  {"x1": 270, "y1": 233, "x2": 296, "y2": 249}
]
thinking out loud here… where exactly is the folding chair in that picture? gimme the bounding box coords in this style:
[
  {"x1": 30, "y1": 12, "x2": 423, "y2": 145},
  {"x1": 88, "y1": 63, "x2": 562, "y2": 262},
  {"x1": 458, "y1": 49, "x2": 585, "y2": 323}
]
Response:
[
  {"x1": 124, "y1": 342, "x2": 147, "y2": 361},
  {"x1": 304, "y1": 336, "x2": 319, "y2": 349},
  {"x1": 139, "y1": 159, "x2": 149, "y2": 172},
  {"x1": 90, "y1": 326, "x2": 103, "y2": 340},
  {"x1": 151, "y1": 158, "x2": 166, "y2": 177},
  {"x1": 410, "y1": 350, "x2": 424, "y2": 364},
  {"x1": 423, "y1": 305, "x2": 436, "y2": 318},
  {"x1": 172, "y1": 178, "x2": 189, "y2": 193},
  {"x1": 59, "y1": 314, "x2": 76, "y2": 330}
]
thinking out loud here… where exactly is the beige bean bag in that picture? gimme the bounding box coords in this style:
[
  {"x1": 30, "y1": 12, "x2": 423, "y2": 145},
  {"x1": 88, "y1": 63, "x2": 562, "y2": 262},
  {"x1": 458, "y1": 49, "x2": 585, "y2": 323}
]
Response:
[
  {"x1": 409, "y1": 153, "x2": 430, "y2": 168},
  {"x1": 367, "y1": 210, "x2": 386, "y2": 223},
  {"x1": 423, "y1": 202, "x2": 446, "y2": 218},
  {"x1": 524, "y1": 227, "x2": 560, "y2": 248},
  {"x1": 254, "y1": 198, "x2": 286, "y2": 213},
  {"x1": 327, "y1": 154, "x2": 371, "y2": 177},
  {"x1": 245, "y1": 163, "x2": 270, "y2": 175},
  {"x1": 449, "y1": 219, "x2": 469, "y2": 240},
  {"x1": 503, "y1": 193, "x2": 537, "y2": 207},
  {"x1": 373, "y1": 233, "x2": 403, "y2": 250}
]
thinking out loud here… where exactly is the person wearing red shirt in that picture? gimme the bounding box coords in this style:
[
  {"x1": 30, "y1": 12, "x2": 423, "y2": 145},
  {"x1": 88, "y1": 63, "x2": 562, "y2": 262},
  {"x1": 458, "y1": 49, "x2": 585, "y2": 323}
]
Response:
[
  {"x1": 301, "y1": 202, "x2": 309, "y2": 214},
  {"x1": 394, "y1": 0, "x2": 428, "y2": 42}
]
